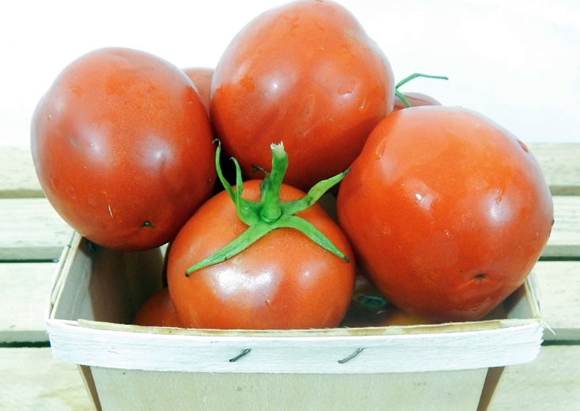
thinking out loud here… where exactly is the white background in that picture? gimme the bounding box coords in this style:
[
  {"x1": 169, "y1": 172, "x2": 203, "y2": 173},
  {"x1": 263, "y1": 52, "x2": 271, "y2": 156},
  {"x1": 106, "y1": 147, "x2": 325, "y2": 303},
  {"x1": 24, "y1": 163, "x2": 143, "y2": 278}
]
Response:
[{"x1": 1, "y1": 0, "x2": 579, "y2": 148}]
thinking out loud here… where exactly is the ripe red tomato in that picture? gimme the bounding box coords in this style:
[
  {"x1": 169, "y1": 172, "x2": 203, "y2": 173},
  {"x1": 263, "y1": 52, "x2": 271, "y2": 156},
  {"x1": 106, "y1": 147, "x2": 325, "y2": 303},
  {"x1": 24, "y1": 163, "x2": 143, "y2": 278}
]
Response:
[
  {"x1": 336, "y1": 106, "x2": 554, "y2": 323},
  {"x1": 133, "y1": 288, "x2": 183, "y2": 328},
  {"x1": 211, "y1": 0, "x2": 394, "y2": 190},
  {"x1": 167, "y1": 179, "x2": 356, "y2": 329},
  {"x1": 393, "y1": 92, "x2": 440, "y2": 111},
  {"x1": 183, "y1": 67, "x2": 213, "y2": 114},
  {"x1": 31, "y1": 47, "x2": 216, "y2": 250}
]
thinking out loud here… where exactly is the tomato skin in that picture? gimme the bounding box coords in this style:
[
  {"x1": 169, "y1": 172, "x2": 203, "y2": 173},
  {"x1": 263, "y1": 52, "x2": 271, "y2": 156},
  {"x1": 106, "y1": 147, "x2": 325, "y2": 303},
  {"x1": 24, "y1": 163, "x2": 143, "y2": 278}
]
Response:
[
  {"x1": 167, "y1": 180, "x2": 356, "y2": 330},
  {"x1": 31, "y1": 48, "x2": 216, "y2": 250},
  {"x1": 336, "y1": 106, "x2": 554, "y2": 323},
  {"x1": 133, "y1": 288, "x2": 183, "y2": 328},
  {"x1": 393, "y1": 92, "x2": 440, "y2": 111},
  {"x1": 183, "y1": 67, "x2": 213, "y2": 114},
  {"x1": 211, "y1": 0, "x2": 394, "y2": 190}
]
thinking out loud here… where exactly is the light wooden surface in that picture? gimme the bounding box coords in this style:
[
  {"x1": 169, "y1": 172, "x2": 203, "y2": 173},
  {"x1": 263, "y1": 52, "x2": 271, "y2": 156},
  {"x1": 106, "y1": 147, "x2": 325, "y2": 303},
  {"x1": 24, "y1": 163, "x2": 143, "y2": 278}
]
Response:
[{"x1": 1, "y1": 143, "x2": 579, "y2": 410}]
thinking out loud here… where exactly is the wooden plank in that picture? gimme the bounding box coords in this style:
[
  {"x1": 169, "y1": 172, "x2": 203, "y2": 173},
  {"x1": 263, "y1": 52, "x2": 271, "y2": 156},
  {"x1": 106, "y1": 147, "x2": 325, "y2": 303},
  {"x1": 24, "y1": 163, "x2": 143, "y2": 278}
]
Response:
[
  {"x1": 543, "y1": 196, "x2": 580, "y2": 258},
  {"x1": 0, "y1": 348, "x2": 94, "y2": 411},
  {"x1": 0, "y1": 145, "x2": 576, "y2": 261},
  {"x1": 0, "y1": 262, "x2": 57, "y2": 343},
  {"x1": 0, "y1": 198, "x2": 72, "y2": 261},
  {"x1": 0, "y1": 147, "x2": 43, "y2": 198},
  {"x1": 0, "y1": 144, "x2": 579, "y2": 198},
  {"x1": 90, "y1": 366, "x2": 487, "y2": 411},
  {"x1": 2, "y1": 260, "x2": 575, "y2": 346},
  {"x1": 0, "y1": 345, "x2": 577, "y2": 411},
  {"x1": 529, "y1": 143, "x2": 580, "y2": 195},
  {"x1": 534, "y1": 261, "x2": 580, "y2": 341},
  {"x1": 0, "y1": 195, "x2": 573, "y2": 262},
  {"x1": 489, "y1": 345, "x2": 580, "y2": 411}
]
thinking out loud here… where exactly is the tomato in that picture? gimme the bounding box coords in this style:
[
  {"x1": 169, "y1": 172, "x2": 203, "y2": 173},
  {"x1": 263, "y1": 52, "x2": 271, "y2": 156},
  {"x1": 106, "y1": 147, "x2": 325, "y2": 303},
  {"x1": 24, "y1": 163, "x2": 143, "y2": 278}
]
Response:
[
  {"x1": 133, "y1": 288, "x2": 183, "y2": 328},
  {"x1": 211, "y1": 0, "x2": 394, "y2": 190},
  {"x1": 183, "y1": 67, "x2": 213, "y2": 114},
  {"x1": 167, "y1": 143, "x2": 356, "y2": 330},
  {"x1": 336, "y1": 106, "x2": 554, "y2": 323},
  {"x1": 31, "y1": 47, "x2": 216, "y2": 250},
  {"x1": 167, "y1": 180, "x2": 355, "y2": 329},
  {"x1": 393, "y1": 92, "x2": 440, "y2": 111}
]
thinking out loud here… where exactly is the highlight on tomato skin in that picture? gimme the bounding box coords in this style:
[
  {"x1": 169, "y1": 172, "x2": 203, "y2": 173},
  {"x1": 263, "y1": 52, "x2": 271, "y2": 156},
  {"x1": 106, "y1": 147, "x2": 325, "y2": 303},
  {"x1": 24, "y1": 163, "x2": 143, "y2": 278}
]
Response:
[{"x1": 336, "y1": 105, "x2": 554, "y2": 323}]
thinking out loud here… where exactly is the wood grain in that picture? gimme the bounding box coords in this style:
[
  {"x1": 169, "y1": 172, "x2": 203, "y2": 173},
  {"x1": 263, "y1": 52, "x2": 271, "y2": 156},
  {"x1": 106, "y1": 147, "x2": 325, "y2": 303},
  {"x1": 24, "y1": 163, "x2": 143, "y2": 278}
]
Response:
[
  {"x1": 489, "y1": 345, "x2": 580, "y2": 411},
  {"x1": 0, "y1": 348, "x2": 93, "y2": 411},
  {"x1": 0, "y1": 147, "x2": 43, "y2": 198},
  {"x1": 0, "y1": 198, "x2": 72, "y2": 260},
  {"x1": 528, "y1": 143, "x2": 580, "y2": 195},
  {"x1": 0, "y1": 262, "x2": 57, "y2": 343},
  {"x1": 535, "y1": 261, "x2": 580, "y2": 341}
]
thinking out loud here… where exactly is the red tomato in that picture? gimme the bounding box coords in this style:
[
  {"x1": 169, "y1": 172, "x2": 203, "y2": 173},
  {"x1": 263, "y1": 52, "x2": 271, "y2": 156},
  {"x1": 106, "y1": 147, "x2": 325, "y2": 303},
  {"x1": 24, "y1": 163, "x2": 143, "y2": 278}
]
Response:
[
  {"x1": 183, "y1": 67, "x2": 213, "y2": 114},
  {"x1": 31, "y1": 47, "x2": 216, "y2": 250},
  {"x1": 133, "y1": 288, "x2": 183, "y2": 328},
  {"x1": 167, "y1": 179, "x2": 356, "y2": 329},
  {"x1": 211, "y1": 0, "x2": 394, "y2": 190},
  {"x1": 336, "y1": 106, "x2": 554, "y2": 323},
  {"x1": 393, "y1": 92, "x2": 440, "y2": 111}
]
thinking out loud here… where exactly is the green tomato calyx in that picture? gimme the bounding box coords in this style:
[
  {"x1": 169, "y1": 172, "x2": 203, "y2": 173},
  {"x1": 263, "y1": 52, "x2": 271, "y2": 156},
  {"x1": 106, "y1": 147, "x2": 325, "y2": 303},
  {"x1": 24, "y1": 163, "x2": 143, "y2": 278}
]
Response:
[
  {"x1": 185, "y1": 141, "x2": 350, "y2": 276},
  {"x1": 395, "y1": 72, "x2": 448, "y2": 108}
]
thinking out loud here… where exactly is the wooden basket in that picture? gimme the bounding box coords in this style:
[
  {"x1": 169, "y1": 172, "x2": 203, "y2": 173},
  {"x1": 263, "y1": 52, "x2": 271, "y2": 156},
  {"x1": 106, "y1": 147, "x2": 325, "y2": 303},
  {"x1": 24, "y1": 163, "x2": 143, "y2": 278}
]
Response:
[{"x1": 46, "y1": 232, "x2": 544, "y2": 411}]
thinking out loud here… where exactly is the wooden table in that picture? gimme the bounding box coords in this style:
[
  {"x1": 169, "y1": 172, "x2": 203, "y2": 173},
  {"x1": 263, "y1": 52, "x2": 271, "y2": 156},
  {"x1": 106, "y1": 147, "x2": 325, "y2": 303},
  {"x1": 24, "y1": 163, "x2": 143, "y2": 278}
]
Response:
[{"x1": 1, "y1": 144, "x2": 579, "y2": 410}]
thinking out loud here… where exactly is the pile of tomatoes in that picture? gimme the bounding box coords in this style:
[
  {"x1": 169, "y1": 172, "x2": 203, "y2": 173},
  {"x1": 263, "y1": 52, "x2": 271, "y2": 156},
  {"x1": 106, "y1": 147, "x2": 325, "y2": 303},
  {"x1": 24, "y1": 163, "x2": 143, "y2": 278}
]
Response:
[{"x1": 31, "y1": 0, "x2": 554, "y2": 330}]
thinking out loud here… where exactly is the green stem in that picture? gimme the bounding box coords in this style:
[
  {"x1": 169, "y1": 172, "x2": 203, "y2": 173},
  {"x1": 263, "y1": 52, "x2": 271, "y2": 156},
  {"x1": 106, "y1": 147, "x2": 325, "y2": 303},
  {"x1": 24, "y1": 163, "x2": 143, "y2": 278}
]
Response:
[
  {"x1": 394, "y1": 90, "x2": 411, "y2": 108},
  {"x1": 185, "y1": 141, "x2": 350, "y2": 276},
  {"x1": 259, "y1": 143, "x2": 287, "y2": 222},
  {"x1": 395, "y1": 72, "x2": 449, "y2": 89},
  {"x1": 395, "y1": 72, "x2": 449, "y2": 108},
  {"x1": 185, "y1": 221, "x2": 275, "y2": 276}
]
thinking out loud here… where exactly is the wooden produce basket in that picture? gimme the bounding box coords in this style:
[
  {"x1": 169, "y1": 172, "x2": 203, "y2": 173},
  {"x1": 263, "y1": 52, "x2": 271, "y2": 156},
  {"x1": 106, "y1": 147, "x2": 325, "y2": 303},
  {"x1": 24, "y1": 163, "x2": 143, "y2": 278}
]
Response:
[{"x1": 46, "y1": 231, "x2": 544, "y2": 411}]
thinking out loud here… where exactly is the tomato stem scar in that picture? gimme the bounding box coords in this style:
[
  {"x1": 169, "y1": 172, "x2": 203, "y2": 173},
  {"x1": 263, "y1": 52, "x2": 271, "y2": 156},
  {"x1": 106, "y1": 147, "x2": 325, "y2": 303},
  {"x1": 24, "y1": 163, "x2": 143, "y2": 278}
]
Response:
[
  {"x1": 184, "y1": 140, "x2": 350, "y2": 276},
  {"x1": 395, "y1": 72, "x2": 448, "y2": 108}
]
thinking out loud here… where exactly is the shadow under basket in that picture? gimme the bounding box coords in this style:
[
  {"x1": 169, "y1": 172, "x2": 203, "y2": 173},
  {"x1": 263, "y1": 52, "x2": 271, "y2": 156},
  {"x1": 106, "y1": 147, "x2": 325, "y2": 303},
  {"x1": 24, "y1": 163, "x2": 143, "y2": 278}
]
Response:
[{"x1": 46, "y1": 232, "x2": 544, "y2": 411}]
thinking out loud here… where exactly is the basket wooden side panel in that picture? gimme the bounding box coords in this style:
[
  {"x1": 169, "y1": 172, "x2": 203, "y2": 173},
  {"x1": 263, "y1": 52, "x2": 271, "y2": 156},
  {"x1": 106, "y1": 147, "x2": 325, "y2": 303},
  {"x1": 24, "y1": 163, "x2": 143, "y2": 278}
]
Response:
[{"x1": 90, "y1": 367, "x2": 488, "y2": 411}]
